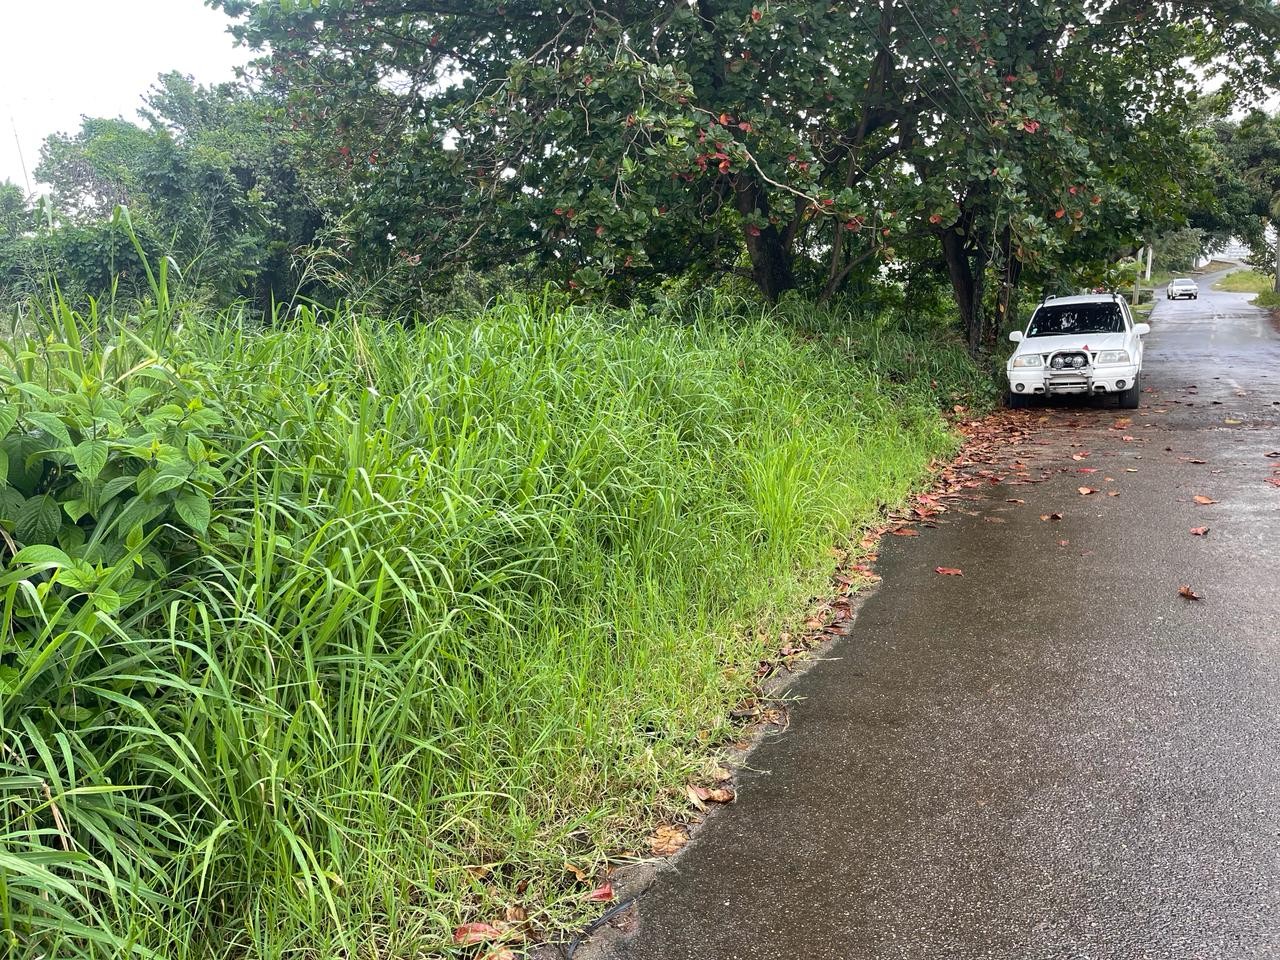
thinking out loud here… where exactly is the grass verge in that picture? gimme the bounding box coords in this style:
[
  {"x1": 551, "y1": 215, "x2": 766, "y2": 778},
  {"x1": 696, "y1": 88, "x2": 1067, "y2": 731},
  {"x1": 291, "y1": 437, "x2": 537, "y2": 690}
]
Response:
[
  {"x1": 1214, "y1": 268, "x2": 1277, "y2": 293},
  {"x1": 1, "y1": 289, "x2": 986, "y2": 958}
]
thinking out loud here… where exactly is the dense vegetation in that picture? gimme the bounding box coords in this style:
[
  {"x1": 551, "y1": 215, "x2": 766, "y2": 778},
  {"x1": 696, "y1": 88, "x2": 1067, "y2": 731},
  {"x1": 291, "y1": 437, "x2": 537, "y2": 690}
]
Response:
[{"x1": 1, "y1": 275, "x2": 986, "y2": 956}]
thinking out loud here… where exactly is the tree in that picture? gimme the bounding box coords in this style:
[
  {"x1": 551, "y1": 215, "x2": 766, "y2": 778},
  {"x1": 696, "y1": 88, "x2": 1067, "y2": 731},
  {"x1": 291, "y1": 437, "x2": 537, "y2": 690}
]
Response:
[
  {"x1": 1223, "y1": 111, "x2": 1280, "y2": 289},
  {"x1": 29, "y1": 74, "x2": 324, "y2": 305}
]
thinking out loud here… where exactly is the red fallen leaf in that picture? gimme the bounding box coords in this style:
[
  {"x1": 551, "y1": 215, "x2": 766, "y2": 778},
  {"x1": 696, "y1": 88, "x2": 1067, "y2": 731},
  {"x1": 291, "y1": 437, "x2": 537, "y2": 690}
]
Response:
[
  {"x1": 1040, "y1": 512, "x2": 1063, "y2": 521},
  {"x1": 1178, "y1": 585, "x2": 1202, "y2": 601},
  {"x1": 1077, "y1": 467, "x2": 1099, "y2": 474},
  {"x1": 1267, "y1": 477, "x2": 1280, "y2": 488},
  {"x1": 1057, "y1": 539, "x2": 1070, "y2": 547},
  {"x1": 935, "y1": 566, "x2": 963, "y2": 576},
  {"x1": 1190, "y1": 527, "x2": 1210, "y2": 536},
  {"x1": 585, "y1": 883, "x2": 616, "y2": 903},
  {"x1": 1077, "y1": 487, "x2": 1097, "y2": 496},
  {"x1": 454, "y1": 922, "x2": 502, "y2": 945},
  {"x1": 891, "y1": 528, "x2": 920, "y2": 537},
  {"x1": 1192, "y1": 495, "x2": 1217, "y2": 505}
]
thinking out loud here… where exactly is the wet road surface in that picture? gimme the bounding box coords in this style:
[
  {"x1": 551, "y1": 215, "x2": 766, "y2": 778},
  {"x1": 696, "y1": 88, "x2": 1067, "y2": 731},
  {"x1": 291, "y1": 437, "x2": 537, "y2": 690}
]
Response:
[{"x1": 591, "y1": 271, "x2": 1280, "y2": 959}]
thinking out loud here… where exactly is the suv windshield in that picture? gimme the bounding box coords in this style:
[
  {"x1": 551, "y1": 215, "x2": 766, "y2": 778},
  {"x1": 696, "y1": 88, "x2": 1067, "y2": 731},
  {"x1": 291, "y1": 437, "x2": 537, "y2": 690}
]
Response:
[{"x1": 1027, "y1": 302, "x2": 1125, "y2": 338}]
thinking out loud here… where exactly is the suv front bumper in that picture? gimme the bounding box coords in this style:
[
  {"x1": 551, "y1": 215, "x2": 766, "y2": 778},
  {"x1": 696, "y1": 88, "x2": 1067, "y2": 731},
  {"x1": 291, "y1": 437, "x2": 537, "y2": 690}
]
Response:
[{"x1": 1008, "y1": 364, "x2": 1139, "y2": 396}]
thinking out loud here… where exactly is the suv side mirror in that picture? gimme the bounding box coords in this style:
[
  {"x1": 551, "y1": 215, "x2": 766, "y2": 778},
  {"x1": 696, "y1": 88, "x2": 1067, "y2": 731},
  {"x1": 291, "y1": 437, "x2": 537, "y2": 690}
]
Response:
[
  {"x1": 1008, "y1": 330, "x2": 1024, "y2": 343},
  {"x1": 1134, "y1": 323, "x2": 1151, "y2": 336}
]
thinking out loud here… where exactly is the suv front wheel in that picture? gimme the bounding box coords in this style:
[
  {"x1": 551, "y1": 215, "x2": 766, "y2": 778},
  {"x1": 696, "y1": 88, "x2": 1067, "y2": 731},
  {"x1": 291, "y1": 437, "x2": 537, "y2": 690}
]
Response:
[{"x1": 1118, "y1": 374, "x2": 1141, "y2": 409}]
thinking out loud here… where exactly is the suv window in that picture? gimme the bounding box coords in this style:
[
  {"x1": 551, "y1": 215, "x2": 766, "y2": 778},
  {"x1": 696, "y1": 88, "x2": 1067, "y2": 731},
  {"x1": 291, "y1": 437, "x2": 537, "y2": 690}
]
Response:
[{"x1": 1027, "y1": 303, "x2": 1126, "y2": 337}]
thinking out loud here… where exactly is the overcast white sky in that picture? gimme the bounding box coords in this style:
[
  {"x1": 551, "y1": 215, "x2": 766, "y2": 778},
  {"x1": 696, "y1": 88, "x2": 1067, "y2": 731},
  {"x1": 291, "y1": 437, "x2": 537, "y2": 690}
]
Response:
[{"x1": 0, "y1": 0, "x2": 247, "y2": 190}]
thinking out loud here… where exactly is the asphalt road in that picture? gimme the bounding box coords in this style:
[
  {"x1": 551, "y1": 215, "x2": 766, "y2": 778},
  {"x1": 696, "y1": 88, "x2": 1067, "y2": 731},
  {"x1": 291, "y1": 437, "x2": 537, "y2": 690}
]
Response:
[{"x1": 590, "y1": 269, "x2": 1280, "y2": 959}]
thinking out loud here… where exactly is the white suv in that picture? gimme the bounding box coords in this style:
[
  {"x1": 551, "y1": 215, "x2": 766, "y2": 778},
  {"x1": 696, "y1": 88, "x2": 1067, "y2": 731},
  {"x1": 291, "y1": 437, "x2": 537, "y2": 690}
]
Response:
[
  {"x1": 1166, "y1": 278, "x2": 1199, "y2": 300},
  {"x1": 1006, "y1": 295, "x2": 1150, "y2": 409}
]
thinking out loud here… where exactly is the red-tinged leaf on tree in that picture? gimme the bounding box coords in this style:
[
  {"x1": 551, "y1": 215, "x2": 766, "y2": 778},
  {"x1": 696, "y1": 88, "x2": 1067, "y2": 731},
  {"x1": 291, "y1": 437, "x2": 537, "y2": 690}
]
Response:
[
  {"x1": 1193, "y1": 495, "x2": 1217, "y2": 505},
  {"x1": 585, "y1": 883, "x2": 616, "y2": 903},
  {"x1": 1077, "y1": 487, "x2": 1097, "y2": 496},
  {"x1": 891, "y1": 527, "x2": 919, "y2": 537},
  {"x1": 1178, "y1": 585, "x2": 1202, "y2": 601},
  {"x1": 935, "y1": 566, "x2": 963, "y2": 576},
  {"x1": 1190, "y1": 527, "x2": 1210, "y2": 536},
  {"x1": 454, "y1": 922, "x2": 502, "y2": 945}
]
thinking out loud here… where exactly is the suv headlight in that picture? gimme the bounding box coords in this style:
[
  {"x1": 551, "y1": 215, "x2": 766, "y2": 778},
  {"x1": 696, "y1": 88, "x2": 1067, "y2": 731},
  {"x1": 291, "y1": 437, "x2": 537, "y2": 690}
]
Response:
[
  {"x1": 1010, "y1": 355, "x2": 1042, "y2": 368},
  {"x1": 1095, "y1": 350, "x2": 1130, "y2": 365}
]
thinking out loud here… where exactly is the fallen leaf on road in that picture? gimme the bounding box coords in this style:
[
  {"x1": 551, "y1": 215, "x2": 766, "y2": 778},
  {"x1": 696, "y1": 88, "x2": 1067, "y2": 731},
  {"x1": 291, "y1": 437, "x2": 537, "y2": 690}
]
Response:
[
  {"x1": 1179, "y1": 457, "x2": 1207, "y2": 464},
  {"x1": 1267, "y1": 477, "x2": 1280, "y2": 488},
  {"x1": 1078, "y1": 487, "x2": 1097, "y2": 495},
  {"x1": 483, "y1": 951, "x2": 518, "y2": 960},
  {"x1": 1177, "y1": 585, "x2": 1202, "y2": 601},
  {"x1": 1266, "y1": 451, "x2": 1280, "y2": 458},
  {"x1": 1113, "y1": 418, "x2": 1132, "y2": 429},
  {"x1": 1192, "y1": 495, "x2": 1217, "y2": 505},
  {"x1": 454, "y1": 923, "x2": 503, "y2": 945},
  {"x1": 1058, "y1": 539, "x2": 1070, "y2": 547},
  {"x1": 1077, "y1": 467, "x2": 1099, "y2": 474},
  {"x1": 1006, "y1": 498, "x2": 1026, "y2": 504},
  {"x1": 1190, "y1": 527, "x2": 1210, "y2": 536},
  {"x1": 1122, "y1": 435, "x2": 1137, "y2": 442},
  {"x1": 935, "y1": 567, "x2": 963, "y2": 576},
  {"x1": 983, "y1": 516, "x2": 1007, "y2": 523},
  {"x1": 1071, "y1": 452, "x2": 1090, "y2": 461},
  {"x1": 1107, "y1": 491, "x2": 1120, "y2": 497},
  {"x1": 1124, "y1": 468, "x2": 1138, "y2": 473},
  {"x1": 585, "y1": 883, "x2": 616, "y2": 903},
  {"x1": 649, "y1": 824, "x2": 689, "y2": 856},
  {"x1": 687, "y1": 784, "x2": 735, "y2": 808},
  {"x1": 1224, "y1": 418, "x2": 1242, "y2": 425},
  {"x1": 890, "y1": 527, "x2": 919, "y2": 537},
  {"x1": 1040, "y1": 512, "x2": 1063, "y2": 521}
]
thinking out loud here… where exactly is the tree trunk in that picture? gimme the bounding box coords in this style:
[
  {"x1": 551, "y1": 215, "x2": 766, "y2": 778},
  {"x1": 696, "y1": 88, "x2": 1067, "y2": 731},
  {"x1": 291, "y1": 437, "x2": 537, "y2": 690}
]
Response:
[
  {"x1": 736, "y1": 178, "x2": 796, "y2": 301},
  {"x1": 1273, "y1": 221, "x2": 1279, "y2": 293},
  {"x1": 941, "y1": 230, "x2": 988, "y2": 356},
  {"x1": 995, "y1": 227, "x2": 1023, "y2": 336}
]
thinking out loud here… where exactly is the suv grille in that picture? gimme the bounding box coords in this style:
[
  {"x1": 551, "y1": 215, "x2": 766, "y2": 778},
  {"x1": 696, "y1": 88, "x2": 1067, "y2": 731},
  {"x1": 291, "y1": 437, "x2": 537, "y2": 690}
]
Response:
[{"x1": 1049, "y1": 352, "x2": 1089, "y2": 370}]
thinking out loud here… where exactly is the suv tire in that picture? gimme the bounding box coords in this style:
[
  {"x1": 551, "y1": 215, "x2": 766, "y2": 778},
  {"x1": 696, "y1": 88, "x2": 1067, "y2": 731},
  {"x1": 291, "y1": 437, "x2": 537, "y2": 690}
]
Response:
[{"x1": 1118, "y1": 374, "x2": 1141, "y2": 409}]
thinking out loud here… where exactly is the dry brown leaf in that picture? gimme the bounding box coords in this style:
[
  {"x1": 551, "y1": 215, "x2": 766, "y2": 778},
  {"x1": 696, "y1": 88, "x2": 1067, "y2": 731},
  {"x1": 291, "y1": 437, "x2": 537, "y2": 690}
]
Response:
[
  {"x1": 1190, "y1": 527, "x2": 1210, "y2": 536},
  {"x1": 1078, "y1": 487, "x2": 1097, "y2": 496},
  {"x1": 1006, "y1": 498, "x2": 1026, "y2": 504},
  {"x1": 1178, "y1": 585, "x2": 1202, "y2": 601},
  {"x1": 935, "y1": 566, "x2": 963, "y2": 576},
  {"x1": 1107, "y1": 491, "x2": 1120, "y2": 497},
  {"x1": 1040, "y1": 512, "x2": 1063, "y2": 521},
  {"x1": 684, "y1": 784, "x2": 707, "y2": 812},
  {"x1": 1192, "y1": 495, "x2": 1217, "y2": 505},
  {"x1": 564, "y1": 862, "x2": 590, "y2": 883},
  {"x1": 649, "y1": 824, "x2": 689, "y2": 856},
  {"x1": 890, "y1": 527, "x2": 920, "y2": 537}
]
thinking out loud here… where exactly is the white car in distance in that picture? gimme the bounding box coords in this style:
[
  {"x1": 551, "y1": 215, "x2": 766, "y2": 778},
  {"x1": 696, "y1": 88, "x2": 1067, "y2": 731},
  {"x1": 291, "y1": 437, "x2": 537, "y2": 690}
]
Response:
[
  {"x1": 1006, "y1": 294, "x2": 1150, "y2": 409},
  {"x1": 1166, "y1": 278, "x2": 1199, "y2": 300}
]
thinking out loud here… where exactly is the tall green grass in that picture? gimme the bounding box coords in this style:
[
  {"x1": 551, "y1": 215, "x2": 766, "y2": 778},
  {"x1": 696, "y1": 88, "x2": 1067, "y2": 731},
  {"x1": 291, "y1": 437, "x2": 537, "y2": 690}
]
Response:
[{"x1": 2, "y1": 289, "x2": 984, "y2": 958}]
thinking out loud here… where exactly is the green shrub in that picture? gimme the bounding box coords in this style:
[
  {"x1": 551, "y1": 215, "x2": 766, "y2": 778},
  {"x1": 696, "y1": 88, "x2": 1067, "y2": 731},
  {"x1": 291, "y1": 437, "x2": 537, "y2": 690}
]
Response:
[{"x1": 1254, "y1": 289, "x2": 1280, "y2": 308}]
